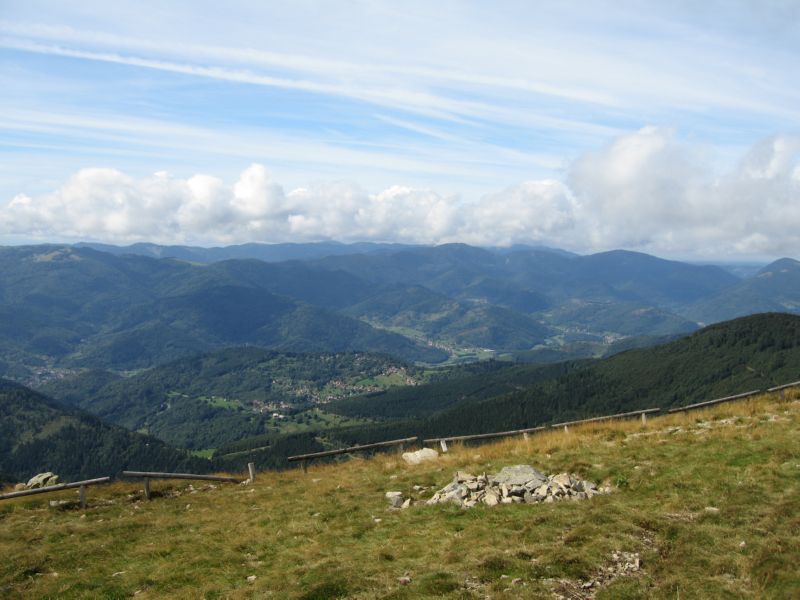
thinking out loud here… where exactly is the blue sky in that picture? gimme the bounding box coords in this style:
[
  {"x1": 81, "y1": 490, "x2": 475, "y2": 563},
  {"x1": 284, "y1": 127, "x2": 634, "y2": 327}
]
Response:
[{"x1": 1, "y1": 1, "x2": 799, "y2": 258}]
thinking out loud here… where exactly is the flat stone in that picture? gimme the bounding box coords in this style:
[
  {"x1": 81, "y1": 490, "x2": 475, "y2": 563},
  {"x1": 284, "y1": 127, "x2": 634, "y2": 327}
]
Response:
[
  {"x1": 551, "y1": 473, "x2": 572, "y2": 487},
  {"x1": 454, "y1": 471, "x2": 475, "y2": 483},
  {"x1": 493, "y1": 465, "x2": 547, "y2": 487}
]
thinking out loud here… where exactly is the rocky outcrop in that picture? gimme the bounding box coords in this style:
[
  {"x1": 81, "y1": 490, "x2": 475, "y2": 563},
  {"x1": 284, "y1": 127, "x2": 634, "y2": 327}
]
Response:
[
  {"x1": 426, "y1": 465, "x2": 607, "y2": 508},
  {"x1": 25, "y1": 472, "x2": 59, "y2": 489}
]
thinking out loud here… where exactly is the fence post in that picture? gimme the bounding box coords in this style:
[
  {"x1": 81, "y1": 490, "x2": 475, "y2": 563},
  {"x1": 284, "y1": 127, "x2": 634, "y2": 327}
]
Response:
[
  {"x1": 563, "y1": 425, "x2": 569, "y2": 434},
  {"x1": 522, "y1": 432, "x2": 529, "y2": 441},
  {"x1": 79, "y1": 485, "x2": 86, "y2": 509},
  {"x1": 440, "y1": 440, "x2": 448, "y2": 453},
  {"x1": 641, "y1": 412, "x2": 647, "y2": 425},
  {"x1": 143, "y1": 478, "x2": 151, "y2": 500},
  {"x1": 247, "y1": 462, "x2": 256, "y2": 483},
  {"x1": 302, "y1": 460, "x2": 308, "y2": 473}
]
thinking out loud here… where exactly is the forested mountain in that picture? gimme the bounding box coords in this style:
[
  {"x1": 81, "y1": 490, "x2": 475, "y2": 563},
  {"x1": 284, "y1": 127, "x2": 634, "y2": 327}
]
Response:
[
  {"x1": 684, "y1": 258, "x2": 800, "y2": 324},
  {"x1": 0, "y1": 379, "x2": 205, "y2": 482},
  {"x1": 42, "y1": 348, "x2": 419, "y2": 449},
  {"x1": 215, "y1": 313, "x2": 800, "y2": 469},
  {"x1": 0, "y1": 245, "x2": 445, "y2": 377},
  {"x1": 77, "y1": 241, "x2": 416, "y2": 263},
  {"x1": 3, "y1": 242, "x2": 797, "y2": 386}
]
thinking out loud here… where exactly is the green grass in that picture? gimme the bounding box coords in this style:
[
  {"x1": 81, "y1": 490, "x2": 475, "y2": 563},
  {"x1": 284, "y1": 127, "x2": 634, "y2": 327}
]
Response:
[
  {"x1": 1, "y1": 392, "x2": 798, "y2": 598},
  {"x1": 189, "y1": 449, "x2": 216, "y2": 459}
]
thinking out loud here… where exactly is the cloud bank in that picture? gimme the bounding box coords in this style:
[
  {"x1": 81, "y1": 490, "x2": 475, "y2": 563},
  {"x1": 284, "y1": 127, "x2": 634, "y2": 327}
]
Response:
[{"x1": 2, "y1": 128, "x2": 798, "y2": 258}]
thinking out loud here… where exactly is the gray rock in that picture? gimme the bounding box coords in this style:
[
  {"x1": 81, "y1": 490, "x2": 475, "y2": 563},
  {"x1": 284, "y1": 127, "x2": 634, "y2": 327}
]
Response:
[
  {"x1": 493, "y1": 465, "x2": 546, "y2": 487},
  {"x1": 402, "y1": 448, "x2": 439, "y2": 465},
  {"x1": 27, "y1": 472, "x2": 58, "y2": 489},
  {"x1": 385, "y1": 491, "x2": 404, "y2": 508},
  {"x1": 454, "y1": 471, "x2": 475, "y2": 483}
]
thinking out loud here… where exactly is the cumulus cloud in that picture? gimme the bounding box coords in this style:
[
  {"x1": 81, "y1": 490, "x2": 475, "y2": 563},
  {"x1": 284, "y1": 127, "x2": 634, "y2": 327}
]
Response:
[{"x1": 1, "y1": 129, "x2": 799, "y2": 258}]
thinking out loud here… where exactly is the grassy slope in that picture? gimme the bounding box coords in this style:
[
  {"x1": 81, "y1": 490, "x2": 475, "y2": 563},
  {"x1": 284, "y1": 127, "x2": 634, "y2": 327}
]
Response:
[{"x1": 1, "y1": 391, "x2": 798, "y2": 599}]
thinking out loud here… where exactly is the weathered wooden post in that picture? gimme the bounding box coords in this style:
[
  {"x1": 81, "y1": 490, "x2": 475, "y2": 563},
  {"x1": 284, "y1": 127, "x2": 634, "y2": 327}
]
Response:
[
  {"x1": 641, "y1": 412, "x2": 647, "y2": 425},
  {"x1": 302, "y1": 460, "x2": 308, "y2": 473},
  {"x1": 563, "y1": 425, "x2": 569, "y2": 434},
  {"x1": 440, "y1": 440, "x2": 448, "y2": 453},
  {"x1": 79, "y1": 485, "x2": 87, "y2": 509},
  {"x1": 143, "y1": 477, "x2": 151, "y2": 500},
  {"x1": 247, "y1": 462, "x2": 256, "y2": 483},
  {"x1": 522, "y1": 432, "x2": 529, "y2": 441}
]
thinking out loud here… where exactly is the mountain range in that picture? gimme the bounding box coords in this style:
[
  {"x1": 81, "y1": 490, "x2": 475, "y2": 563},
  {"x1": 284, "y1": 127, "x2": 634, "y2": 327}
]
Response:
[
  {"x1": 23, "y1": 312, "x2": 800, "y2": 479},
  {"x1": 1, "y1": 241, "x2": 798, "y2": 385}
]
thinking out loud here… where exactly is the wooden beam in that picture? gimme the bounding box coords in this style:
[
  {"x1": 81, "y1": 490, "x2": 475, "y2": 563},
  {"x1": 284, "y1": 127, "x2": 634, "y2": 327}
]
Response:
[
  {"x1": 121, "y1": 471, "x2": 242, "y2": 483},
  {"x1": 551, "y1": 408, "x2": 661, "y2": 428},
  {"x1": 287, "y1": 437, "x2": 418, "y2": 462},
  {"x1": 767, "y1": 380, "x2": 800, "y2": 392},
  {"x1": 425, "y1": 426, "x2": 547, "y2": 445},
  {"x1": 667, "y1": 390, "x2": 761, "y2": 413},
  {"x1": 0, "y1": 477, "x2": 111, "y2": 501}
]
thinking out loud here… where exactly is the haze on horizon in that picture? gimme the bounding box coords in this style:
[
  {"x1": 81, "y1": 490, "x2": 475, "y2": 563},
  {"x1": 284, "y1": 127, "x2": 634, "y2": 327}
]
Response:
[{"x1": 1, "y1": 1, "x2": 798, "y2": 260}]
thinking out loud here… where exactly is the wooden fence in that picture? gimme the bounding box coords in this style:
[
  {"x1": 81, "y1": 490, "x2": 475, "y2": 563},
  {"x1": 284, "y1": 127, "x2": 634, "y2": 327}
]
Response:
[
  {"x1": 121, "y1": 464, "x2": 254, "y2": 500},
  {"x1": 287, "y1": 437, "x2": 418, "y2": 471},
  {"x1": 0, "y1": 476, "x2": 111, "y2": 508},
  {"x1": 419, "y1": 379, "x2": 800, "y2": 453}
]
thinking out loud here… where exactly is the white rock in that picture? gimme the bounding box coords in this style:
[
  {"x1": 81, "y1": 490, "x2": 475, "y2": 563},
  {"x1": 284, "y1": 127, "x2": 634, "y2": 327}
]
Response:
[{"x1": 402, "y1": 448, "x2": 439, "y2": 465}]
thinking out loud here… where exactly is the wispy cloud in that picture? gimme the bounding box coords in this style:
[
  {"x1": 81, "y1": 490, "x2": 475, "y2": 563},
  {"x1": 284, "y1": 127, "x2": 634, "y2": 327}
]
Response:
[{"x1": 1, "y1": 2, "x2": 799, "y2": 257}]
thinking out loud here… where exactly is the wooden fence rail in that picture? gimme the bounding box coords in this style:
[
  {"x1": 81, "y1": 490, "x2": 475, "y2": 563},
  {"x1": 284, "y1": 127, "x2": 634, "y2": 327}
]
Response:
[
  {"x1": 121, "y1": 469, "x2": 248, "y2": 500},
  {"x1": 552, "y1": 408, "x2": 661, "y2": 431},
  {"x1": 666, "y1": 389, "x2": 762, "y2": 413},
  {"x1": 767, "y1": 380, "x2": 800, "y2": 393},
  {"x1": 0, "y1": 476, "x2": 111, "y2": 508},
  {"x1": 424, "y1": 426, "x2": 547, "y2": 452},
  {"x1": 288, "y1": 436, "x2": 418, "y2": 471}
]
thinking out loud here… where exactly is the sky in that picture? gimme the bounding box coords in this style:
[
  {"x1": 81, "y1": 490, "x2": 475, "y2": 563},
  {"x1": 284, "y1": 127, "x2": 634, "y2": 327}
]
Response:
[{"x1": 1, "y1": 0, "x2": 799, "y2": 259}]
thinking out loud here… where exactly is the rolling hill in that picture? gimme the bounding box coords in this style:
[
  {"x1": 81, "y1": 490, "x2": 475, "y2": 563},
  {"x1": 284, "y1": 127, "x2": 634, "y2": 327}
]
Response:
[
  {"x1": 0, "y1": 379, "x2": 205, "y2": 482},
  {"x1": 0, "y1": 245, "x2": 446, "y2": 377},
  {"x1": 211, "y1": 313, "x2": 800, "y2": 467},
  {"x1": 684, "y1": 258, "x2": 800, "y2": 324},
  {"x1": 42, "y1": 348, "x2": 420, "y2": 450}
]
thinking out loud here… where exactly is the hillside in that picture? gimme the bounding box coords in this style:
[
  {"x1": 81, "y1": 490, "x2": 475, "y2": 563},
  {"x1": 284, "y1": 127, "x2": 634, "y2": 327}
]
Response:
[
  {"x1": 685, "y1": 258, "x2": 800, "y2": 324},
  {"x1": 0, "y1": 379, "x2": 205, "y2": 482},
  {"x1": 1, "y1": 391, "x2": 797, "y2": 598},
  {"x1": 0, "y1": 245, "x2": 445, "y2": 377},
  {"x1": 42, "y1": 348, "x2": 419, "y2": 450},
  {"x1": 211, "y1": 313, "x2": 800, "y2": 465}
]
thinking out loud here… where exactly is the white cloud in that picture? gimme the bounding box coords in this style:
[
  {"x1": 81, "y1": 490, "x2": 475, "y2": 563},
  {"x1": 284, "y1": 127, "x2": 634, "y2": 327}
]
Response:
[{"x1": 2, "y1": 130, "x2": 799, "y2": 258}]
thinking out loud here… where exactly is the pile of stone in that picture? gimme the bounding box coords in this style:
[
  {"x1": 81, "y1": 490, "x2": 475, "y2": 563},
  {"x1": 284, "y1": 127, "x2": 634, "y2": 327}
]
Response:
[
  {"x1": 14, "y1": 472, "x2": 60, "y2": 491},
  {"x1": 425, "y1": 465, "x2": 606, "y2": 508}
]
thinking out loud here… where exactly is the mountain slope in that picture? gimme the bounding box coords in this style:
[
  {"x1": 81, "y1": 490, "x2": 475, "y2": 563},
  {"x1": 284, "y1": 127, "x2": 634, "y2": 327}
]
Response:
[
  {"x1": 0, "y1": 245, "x2": 445, "y2": 374},
  {"x1": 0, "y1": 379, "x2": 204, "y2": 481},
  {"x1": 42, "y1": 348, "x2": 419, "y2": 449},
  {"x1": 324, "y1": 313, "x2": 800, "y2": 441},
  {"x1": 343, "y1": 285, "x2": 552, "y2": 350},
  {"x1": 684, "y1": 258, "x2": 800, "y2": 324}
]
